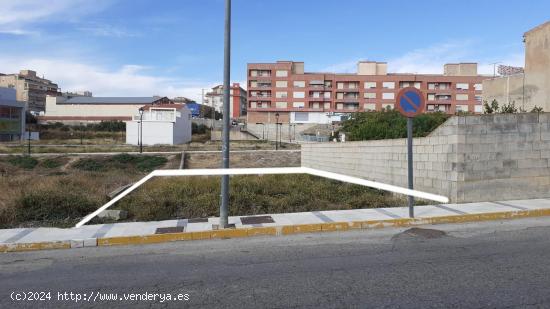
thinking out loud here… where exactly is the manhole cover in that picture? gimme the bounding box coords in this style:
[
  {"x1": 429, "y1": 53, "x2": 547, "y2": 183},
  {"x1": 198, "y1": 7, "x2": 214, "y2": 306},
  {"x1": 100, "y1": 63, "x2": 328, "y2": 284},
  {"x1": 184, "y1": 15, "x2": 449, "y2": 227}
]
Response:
[
  {"x1": 155, "y1": 227, "x2": 185, "y2": 234},
  {"x1": 240, "y1": 215, "x2": 275, "y2": 225},
  {"x1": 188, "y1": 218, "x2": 209, "y2": 223},
  {"x1": 393, "y1": 227, "x2": 447, "y2": 240}
]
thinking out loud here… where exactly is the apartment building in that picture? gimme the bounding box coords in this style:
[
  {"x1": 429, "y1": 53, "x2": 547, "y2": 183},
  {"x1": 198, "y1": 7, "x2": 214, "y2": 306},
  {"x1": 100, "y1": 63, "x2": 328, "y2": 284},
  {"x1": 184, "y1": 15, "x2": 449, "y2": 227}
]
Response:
[
  {"x1": 0, "y1": 87, "x2": 25, "y2": 141},
  {"x1": 0, "y1": 70, "x2": 59, "y2": 113},
  {"x1": 205, "y1": 83, "x2": 247, "y2": 119},
  {"x1": 247, "y1": 61, "x2": 488, "y2": 124},
  {"x1": 483, "y1": 21, "x2": 550, "y2": 112}
]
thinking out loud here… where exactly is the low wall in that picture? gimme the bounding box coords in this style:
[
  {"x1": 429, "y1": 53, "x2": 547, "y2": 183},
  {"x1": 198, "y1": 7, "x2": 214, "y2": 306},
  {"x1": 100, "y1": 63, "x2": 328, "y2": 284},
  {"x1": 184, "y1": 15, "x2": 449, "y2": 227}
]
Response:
[{"x1": 302, "y1": 113, "x2": 550, "y2": 203}]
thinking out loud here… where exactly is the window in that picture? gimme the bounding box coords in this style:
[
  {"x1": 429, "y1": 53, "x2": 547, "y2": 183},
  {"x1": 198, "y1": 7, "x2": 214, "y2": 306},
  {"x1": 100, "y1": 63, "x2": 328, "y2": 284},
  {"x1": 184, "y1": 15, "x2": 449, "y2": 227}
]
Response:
[
  {"x1": 414, "y1": 82, "x2": 421, "y2": 89},
  {"x1": 275, "y1": 81, "x2": 288, "y2": 88},
  {"x1": 382, "y1": 82, "x2": 395, "y2": 89},
  {"x1": 294, "y1": 112, "x2": 309, "y2": 122},
  {"x1": 293, "y1": 91, "x2": 305, "y2": 99},
  {"x1": 364, "y1": 82, "x2": 376, "y2": 89},
  {"x1": 336, "y1": 92, "x2": 344, "y2": 100},
  {"x1": 250, "y1": 102, "x2": 257, "y2": 108},
  {"x1": 428, "y1": 93, "x2": 436, "y2": 101},
  {"x1": 250, "y1": 70, "x2": 258, "y2": 77},
  {"x1": 427, "y1": 105, "x2": 435, "y2": 111},
  {"x1": 293, "y1": 81, "x2": 305, "y2": 88},
  {"x1": 382, "y1": 93, "x2": 395, "y2": 100},
  {"x1": 384, "y1": 104, "x2": 394, "y2": 110},
  {"x1": 475, "y1": 95, "x2": 482, "y2": 102},
  {"x1": 456, "y1": 94, "x2": 469, "y2": 101},
  {"x1": 336, "y1": 82, "x2": 344, "y2": 89},
  {"x1": 275, "y1": 91, "x2": 287, "y2": 98},
  {"x1": 364, "y1": 92, "x2": 376, "y2": 99},
  {"x1": 456, "y1": 105, "x2": 469, "y2": 112},
  {"x1": 293, "y1": 102, "x2": 305, "y2": 108},
  {"x1": 474, "y1": 105, "x2": 483, "y2": 113},
  {"x1": 311, "y1": 102, "x2": 320, "y2": 109},
  {"x1": 456, "y1": 83, "x2": 469, "y2": 90},
  {"x1": 364, "y1": 103, "x2": 376, "y2": 111},
  {"x1": 276, "y1": 102, "x2": 288, "y2": 108},
  {"x1": 250, "y1": 81, "x2": 257, "y2": 88},
  {"x1": 348, "y1": 82, "x2": 359, "y2": 89},
  {"x1": 276, "y1": 70, "x2": 288, "y2": 77},
  {"x1": 474, "y1": 83, "x2": 483, "y2": 91},
  {"x1": 323, "y1": 102, "x2": 330, "y2": 109},
  {"x1": 336, "y1": 103, "x2": 343, "y2": 109}
]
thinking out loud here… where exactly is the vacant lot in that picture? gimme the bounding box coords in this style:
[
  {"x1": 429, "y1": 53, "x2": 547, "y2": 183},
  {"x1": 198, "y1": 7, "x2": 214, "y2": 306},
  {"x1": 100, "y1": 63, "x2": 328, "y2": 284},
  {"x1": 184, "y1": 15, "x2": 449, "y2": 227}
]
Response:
[{"x1": 0, "y1": 148, "x2": 419, "y2": 228}]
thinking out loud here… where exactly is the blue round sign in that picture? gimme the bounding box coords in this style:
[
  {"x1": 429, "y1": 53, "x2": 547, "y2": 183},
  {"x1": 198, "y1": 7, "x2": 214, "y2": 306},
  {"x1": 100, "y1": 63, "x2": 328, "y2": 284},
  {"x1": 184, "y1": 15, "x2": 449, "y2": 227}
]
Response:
[{"x1": 396, "y1": 87, "x2": 425, "y2": 118}]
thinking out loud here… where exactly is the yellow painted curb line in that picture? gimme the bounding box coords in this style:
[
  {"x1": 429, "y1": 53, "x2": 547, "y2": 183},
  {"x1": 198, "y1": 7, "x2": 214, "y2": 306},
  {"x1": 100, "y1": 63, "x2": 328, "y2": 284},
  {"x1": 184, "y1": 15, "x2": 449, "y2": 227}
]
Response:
[
  {"x1": 3, "y1": 208, "x2": 550, "y2": 252},
  {"x1": 0, "y1": 241, "x2": 71, "y2": 253}
]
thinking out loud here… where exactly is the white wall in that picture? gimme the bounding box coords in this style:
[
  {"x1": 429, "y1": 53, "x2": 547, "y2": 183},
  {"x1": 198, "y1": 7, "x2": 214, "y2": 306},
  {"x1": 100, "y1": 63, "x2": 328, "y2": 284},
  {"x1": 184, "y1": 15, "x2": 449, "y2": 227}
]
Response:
[
  {"x1": 45, "y1": 96, "x2": 145, "y2": 118},
  {"x1": 290, "y1": 112, "x2": 343, "y2": 124},
  {"x1": 126, "y1": 108, "x2": 192, "y2": 145},
  {"x1": 173, "y1": 108, "x2": 192, "y2": 144}
]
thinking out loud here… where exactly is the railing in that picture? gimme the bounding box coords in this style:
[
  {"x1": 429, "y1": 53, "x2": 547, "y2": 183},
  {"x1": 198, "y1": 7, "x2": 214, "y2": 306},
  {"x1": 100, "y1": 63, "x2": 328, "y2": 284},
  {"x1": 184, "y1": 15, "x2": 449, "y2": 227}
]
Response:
[{"x1": 75, "y1": 167, "x2": 449, "y2": 228}]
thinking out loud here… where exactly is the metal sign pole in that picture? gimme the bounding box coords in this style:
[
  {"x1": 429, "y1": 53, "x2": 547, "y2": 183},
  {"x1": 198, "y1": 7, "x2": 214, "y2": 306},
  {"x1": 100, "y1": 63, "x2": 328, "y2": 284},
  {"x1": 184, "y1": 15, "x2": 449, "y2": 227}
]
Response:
[
  {"x1": 219, "y1": 0, "x2": 231, "y2": 229},
  {"x1": 407, "y1": 117, "x2": 414, "y2": 218}
]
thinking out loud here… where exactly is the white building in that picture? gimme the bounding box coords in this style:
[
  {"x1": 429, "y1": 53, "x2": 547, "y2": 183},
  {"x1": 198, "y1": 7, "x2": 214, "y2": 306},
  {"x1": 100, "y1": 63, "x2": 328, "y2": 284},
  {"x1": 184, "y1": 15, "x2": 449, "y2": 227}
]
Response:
[
  {"x1": 126, "y1": 104, "x2": 192, "y2": 145},
  {"x1": 42, "y1": 95, "x2": 174, "y2": 124}
]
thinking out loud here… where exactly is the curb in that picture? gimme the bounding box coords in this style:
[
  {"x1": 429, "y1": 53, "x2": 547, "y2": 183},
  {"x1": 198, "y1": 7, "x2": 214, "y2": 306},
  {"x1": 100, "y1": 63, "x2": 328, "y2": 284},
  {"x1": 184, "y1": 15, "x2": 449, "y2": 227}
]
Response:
[{"x1": 3, "y1": 208, "x2": 550, "y2": 253}]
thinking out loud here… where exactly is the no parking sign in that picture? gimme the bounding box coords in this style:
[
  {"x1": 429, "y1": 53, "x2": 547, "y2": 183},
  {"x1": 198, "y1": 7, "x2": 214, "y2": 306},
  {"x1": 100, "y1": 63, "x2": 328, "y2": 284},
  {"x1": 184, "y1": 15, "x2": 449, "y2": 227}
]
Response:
[
  {"x1": 396, "y1": 87, "x2": 425, "y2": 118},
  {"x1": 395, "y1": 87, "x2": 425, "y2": 218}
]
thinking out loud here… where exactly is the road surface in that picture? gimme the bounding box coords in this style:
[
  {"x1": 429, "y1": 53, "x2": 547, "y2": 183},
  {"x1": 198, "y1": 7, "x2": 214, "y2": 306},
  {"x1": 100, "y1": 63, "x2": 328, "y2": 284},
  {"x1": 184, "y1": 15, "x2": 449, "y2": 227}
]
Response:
[{"x1": 2, "y1": 217, "x2": 550, "y2": 308}]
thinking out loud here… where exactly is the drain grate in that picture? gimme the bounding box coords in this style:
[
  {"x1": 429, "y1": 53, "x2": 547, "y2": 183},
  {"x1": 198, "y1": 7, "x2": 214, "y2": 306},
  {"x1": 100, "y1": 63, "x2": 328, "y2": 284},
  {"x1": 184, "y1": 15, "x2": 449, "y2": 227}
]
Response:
[
  {"x1": 240, "y1": 215, "x2": 275, "y2": 225},
  {"x1": 155, "y1": 227, "x2": 185, "y2": 234},
  {"x1": 188, "y1": 218, "x2": 209, "y2": 223}
]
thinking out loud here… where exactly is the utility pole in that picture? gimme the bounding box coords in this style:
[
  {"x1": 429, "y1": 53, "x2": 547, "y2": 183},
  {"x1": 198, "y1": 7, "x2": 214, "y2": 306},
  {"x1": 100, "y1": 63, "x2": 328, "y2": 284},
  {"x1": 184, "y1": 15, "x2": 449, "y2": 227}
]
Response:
[{"x1": 219, "y1": 0, "x2": 231, "y2": 229}]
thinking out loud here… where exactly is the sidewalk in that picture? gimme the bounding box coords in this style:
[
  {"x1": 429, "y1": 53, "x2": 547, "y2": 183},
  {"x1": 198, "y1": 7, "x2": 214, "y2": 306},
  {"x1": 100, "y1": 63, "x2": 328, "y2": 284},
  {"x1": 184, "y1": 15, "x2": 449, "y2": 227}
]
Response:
[{"x1": 2, "y1": 198, "x2": 550, "y2": 252}]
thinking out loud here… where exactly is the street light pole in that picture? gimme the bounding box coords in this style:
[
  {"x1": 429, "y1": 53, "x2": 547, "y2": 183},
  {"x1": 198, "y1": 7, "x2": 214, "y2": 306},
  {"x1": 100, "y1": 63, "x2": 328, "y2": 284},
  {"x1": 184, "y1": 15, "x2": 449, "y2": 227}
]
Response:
[
  {"x1": 219, "y1": 0, "x2": 231, "y2": 229},
  {"x1": 275, "y1": 113, "x2": 279, "y2": 150},
  {"x1": 139, "y1": 107, "x2": 144, "y2": 154}
]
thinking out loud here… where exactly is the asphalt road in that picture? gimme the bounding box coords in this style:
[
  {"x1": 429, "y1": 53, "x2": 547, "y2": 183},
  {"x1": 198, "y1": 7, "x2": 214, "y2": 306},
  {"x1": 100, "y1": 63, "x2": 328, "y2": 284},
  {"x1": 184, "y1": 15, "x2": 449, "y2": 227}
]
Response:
[{"x1": 2, "y1": 217, "x2": 550, "y2": 308}]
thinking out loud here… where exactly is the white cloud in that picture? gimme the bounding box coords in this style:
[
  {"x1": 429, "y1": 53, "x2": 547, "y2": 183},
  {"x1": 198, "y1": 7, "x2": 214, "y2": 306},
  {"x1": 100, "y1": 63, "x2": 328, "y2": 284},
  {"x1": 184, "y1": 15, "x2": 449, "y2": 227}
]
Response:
[
  {"x1": 0, "y1": 0, "x2": 113, "y2": 35},
  {"x1": 321, "y1": 60, "x2": 358, "y2": 73},
  {"x1": 320, "y1": 40, "x2": 525, "y2": 75},
  {"x1": 77, "y1": 23, "x2": 138, "y2": 38},
  {"x1": 0, "y1": 55, "x2": 217, "y2": 102}
]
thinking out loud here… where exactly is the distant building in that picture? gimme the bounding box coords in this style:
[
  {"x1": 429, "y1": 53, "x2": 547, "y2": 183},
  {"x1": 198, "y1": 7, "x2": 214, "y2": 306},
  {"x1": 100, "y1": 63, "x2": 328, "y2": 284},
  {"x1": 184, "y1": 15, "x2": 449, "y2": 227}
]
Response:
[
  {"x1": 0, "y1": 70, "x2": 59, "y2": 113},
  {"x1": 173, "y1": 96, "x2": 201, "y2": 117},
  {"x1": 205, "y1": 83, "x2": 247, "y2": 119},
  {"x1": 42, "y1": 95, "x2": 174, "y2": 124},
  {"x1": 246, "y1": 60, "x2": 488, "y2": 125},
  {"x1": 483, "y1": 21, "x2": 550, "y2": 111},
  {"x1": 126, "y1": 104, "x2": 192, "y2": 145},
  {"x1": 0, "y1": 87, "x2": 25, "y2": 141}
]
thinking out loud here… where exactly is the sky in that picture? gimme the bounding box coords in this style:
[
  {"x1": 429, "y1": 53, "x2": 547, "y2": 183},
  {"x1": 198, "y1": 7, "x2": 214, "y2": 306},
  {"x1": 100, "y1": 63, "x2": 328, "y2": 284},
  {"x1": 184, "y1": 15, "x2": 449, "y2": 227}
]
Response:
[{"x1": 0, "y1": 0, "x2": 548, "y2": 102}]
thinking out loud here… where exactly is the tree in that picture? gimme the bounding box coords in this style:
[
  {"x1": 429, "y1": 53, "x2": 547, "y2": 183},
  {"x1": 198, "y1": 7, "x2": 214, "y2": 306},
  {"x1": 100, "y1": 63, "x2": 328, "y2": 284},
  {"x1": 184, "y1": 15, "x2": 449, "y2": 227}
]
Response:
[
  {"x1": 530, "y1": 105, "x2": 544, "y2": 113},
  {"x1": 500, "y1": 101, "x2": 518, "y2": 114}
]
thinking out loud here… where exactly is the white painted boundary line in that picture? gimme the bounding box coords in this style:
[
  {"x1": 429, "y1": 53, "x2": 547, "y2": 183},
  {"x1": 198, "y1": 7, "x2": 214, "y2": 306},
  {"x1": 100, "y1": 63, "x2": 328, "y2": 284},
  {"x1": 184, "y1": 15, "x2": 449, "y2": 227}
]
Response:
[{"x1": 75, "y1": 167, "x2": 449, "y2": 228}]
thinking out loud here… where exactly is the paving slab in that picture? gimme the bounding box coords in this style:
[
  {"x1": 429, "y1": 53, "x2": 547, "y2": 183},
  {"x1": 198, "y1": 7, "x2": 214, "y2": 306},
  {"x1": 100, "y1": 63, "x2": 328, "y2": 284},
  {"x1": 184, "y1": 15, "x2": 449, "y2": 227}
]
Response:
[{"x1": 1, "y1": 198, "x2": 550, "y2": 252}]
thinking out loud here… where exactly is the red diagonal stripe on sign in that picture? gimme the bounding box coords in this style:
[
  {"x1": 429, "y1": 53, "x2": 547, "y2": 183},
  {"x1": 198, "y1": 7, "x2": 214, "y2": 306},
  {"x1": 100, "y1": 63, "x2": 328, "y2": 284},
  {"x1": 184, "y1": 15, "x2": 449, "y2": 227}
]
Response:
[{"x1": 402, "y1": 93, "x2": 419, "y2": 109}]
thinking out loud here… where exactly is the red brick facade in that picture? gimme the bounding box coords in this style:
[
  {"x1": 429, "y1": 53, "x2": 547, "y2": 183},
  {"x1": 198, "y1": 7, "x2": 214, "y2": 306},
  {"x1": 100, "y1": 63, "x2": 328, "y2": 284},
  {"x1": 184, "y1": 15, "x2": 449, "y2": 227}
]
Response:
[{"x1": 247, "y1": 61, "x2": 489, "y2": 124}]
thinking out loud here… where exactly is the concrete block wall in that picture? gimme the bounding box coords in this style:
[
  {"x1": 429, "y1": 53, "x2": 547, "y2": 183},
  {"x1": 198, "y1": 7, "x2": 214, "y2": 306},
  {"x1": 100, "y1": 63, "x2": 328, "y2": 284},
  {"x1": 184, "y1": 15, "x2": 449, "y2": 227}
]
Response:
[{"x1": 302, "y1": 113, "x2": 550, "y2": 203}]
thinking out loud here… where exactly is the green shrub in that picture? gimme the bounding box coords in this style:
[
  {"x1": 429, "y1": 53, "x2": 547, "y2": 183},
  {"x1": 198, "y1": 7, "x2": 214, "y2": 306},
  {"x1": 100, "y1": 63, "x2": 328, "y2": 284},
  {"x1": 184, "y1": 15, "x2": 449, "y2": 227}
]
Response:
[
  {"x1": 14, "y1": 188, "x2": 97, "y2": 222},
  {"x1": 73, "y1": 158, "x2": 104, "y2": 171},
  {"x1": 111, "y1": 154, "x2": 167, "y2": 172},
  {"x1": 7, "y1": 156, "x2": 38, "y2": 169},
  {"x1": 192, "y1": 123, "x2": 208, "y2": 134},
  {"x1": 40, "y1": 157, "x2": 66, "y2": 169},
  {"x1": 340, "y1": 110, "x2": 449, "y2": 141}
]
